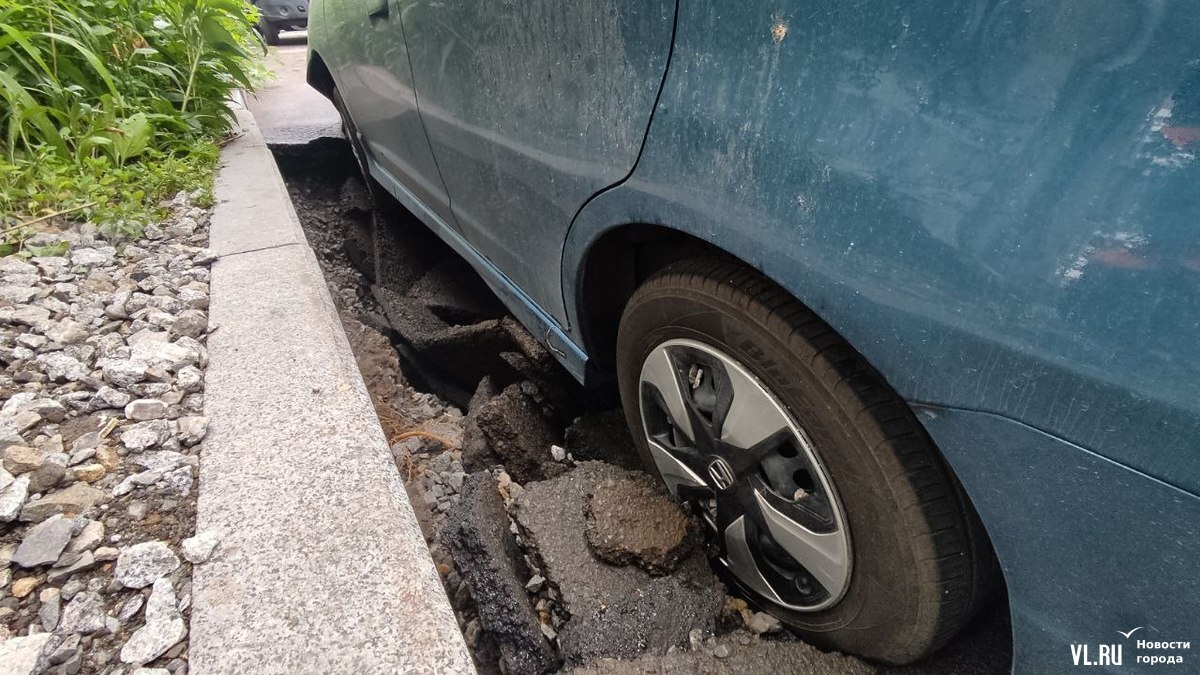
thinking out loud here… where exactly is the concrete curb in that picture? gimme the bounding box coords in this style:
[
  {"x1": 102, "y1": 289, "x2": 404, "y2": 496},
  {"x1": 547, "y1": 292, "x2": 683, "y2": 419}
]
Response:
[{"x1": 190, "y1": 108, "x2": 475, "y2": 674}]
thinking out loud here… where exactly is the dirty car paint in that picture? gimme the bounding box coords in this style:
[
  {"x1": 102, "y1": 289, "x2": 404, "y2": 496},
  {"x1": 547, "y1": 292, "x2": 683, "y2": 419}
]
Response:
[
  {"x1": 313, "y1": 0, "x2": 457, "y2": 227},
  {"x1": 567, "y1": 0, "x2": 1200, "y2": 495},
  {"x1": 397, "y1": 0, "x2": 675, "y2": 322}
]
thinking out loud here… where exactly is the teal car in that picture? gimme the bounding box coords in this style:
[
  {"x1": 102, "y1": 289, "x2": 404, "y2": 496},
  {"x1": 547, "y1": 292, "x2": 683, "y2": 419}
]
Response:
[{"x1": 307, "y1": 1, "x2": 1200, "y2": 670}]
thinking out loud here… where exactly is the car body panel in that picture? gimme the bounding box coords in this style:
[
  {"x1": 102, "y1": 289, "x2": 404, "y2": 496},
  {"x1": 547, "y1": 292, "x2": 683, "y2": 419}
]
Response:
[
  {"x1": 917, "y1": 405, "x2": 1199, "y2": 673},
  {"x1": 312, "y1": 0, "x2": 456, "y2": 227},
  {"x1": 558, "y1": 1, "x2": 1200, "y2": 668},
  {"x1": 566, "y1": 0, "x2": 1200, "y2": 497},
  {"x1": 397, "y1": 0, "x2": 675, "y2": 324}
]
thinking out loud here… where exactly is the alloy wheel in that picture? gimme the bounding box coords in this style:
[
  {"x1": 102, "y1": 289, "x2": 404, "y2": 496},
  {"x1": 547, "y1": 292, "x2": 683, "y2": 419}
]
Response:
[{"x1": 638, "y1": 338, "x2": 852, "y2": 611}]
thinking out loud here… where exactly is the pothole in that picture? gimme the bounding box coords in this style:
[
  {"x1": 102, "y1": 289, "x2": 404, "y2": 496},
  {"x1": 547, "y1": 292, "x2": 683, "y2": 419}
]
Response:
[{"x1": 272, "y1": 141, "x2": 1012, "y2": 675}]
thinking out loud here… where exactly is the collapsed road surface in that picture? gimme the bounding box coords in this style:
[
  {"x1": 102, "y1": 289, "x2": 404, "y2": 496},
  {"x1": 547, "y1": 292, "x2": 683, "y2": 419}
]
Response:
[
  {"x1": 269, "y1": 138, "x2": 1011, "y2": 675},
  {"x1": 249, "y1": 39, "x2": 1010, "y2": 675}
]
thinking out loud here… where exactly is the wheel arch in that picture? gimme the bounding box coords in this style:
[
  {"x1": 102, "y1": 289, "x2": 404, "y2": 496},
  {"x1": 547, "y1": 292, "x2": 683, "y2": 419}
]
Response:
[
  {"x1": 306, "y1": 48, "x2": 335, "y2": 100},
  {"x1": 575, "y1": 223, "x2": 725, "y2": 377},
  {"x1": 575, "y1": 219, "x2": 896, "y2": 380},
  {"x1": 571, "y1": 217, "x2": 1007, "y2": 591}
]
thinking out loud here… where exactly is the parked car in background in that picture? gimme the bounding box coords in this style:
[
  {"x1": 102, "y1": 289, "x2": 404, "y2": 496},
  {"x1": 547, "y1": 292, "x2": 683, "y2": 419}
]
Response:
[
  {"x1": 250, "y1": 0, "x2": 306, "y2": 45},
  {"x1": 307, "y1": 0, "x2": 1200, "y2": 670}
]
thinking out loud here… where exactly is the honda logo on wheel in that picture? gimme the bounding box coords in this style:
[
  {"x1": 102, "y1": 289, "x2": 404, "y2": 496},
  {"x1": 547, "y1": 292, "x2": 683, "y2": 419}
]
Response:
[{"x1": 707, "y1": 457, "x2": 736, "y2": 490}]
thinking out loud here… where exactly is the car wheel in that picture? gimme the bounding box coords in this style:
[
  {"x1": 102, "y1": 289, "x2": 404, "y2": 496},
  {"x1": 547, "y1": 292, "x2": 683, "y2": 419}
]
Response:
[
  {"x1": 259, "y1": 18, "x2": 281, "y2": 46},
  {"x1": 615, "y1": 256, "x2": 996, "y2": 665}
]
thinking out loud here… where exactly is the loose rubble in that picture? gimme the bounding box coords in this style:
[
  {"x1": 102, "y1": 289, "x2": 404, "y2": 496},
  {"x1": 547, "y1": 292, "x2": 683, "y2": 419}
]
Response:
[
  {"x1": 12, "y1": 516, "x2": 74, "y2": 568},
  {"x1": 114, "y1": 542, "x2": 180, "y2": 590},
  {"x1": 0, "y1": 633, "x2": 58, "y2": 674},
  {"x1": 441, "y1": 473, "x2": 559, "y2": 674},
  {"x1": 0, "y1": 190, "x2": 213, "y2": 673},
  {"x1": 575, "y1": 634, "x2": 876, "y2": 675},
  {"x1": 178, "y1": 532, "x2": 217, "y2": 565},
  {"x1": 512, "y1": 462, "x2": 726, "y2": 667},
  {"x1": 584, "y1": 475, "x2": 697, "y2": 576},
  {"x1": 119, "y1": 578, "x2": 186, "y2": 665}
]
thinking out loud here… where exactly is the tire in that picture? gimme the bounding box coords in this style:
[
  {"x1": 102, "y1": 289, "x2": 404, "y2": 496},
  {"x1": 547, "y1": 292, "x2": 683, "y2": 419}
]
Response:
[
  {"x1": 260, "y1": 19, "x2": 281, "y2": 46},
  {"x1": 615, "y1": 256, "x2": 997, "y2": 665}
]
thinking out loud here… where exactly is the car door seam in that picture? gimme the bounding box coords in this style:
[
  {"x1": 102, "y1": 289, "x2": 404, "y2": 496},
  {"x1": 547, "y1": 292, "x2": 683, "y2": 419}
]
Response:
[
  {"x1": 390, "y1": 0, "x2": 458, "y2": 231},
  {"x1": 556, "y1": 0, "x2": 682, "y2": 331}
]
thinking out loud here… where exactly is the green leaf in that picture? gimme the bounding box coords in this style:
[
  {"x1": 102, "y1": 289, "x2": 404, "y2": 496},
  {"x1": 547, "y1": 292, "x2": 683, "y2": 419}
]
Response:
[
  {"x1": 0, "y1": 21, "x2": 55, "y2": 81},
  {"x1": 111, "y1": 112, "x2": 153, "y2": 163},
  {"x1": 37, "y1": 32, "x2": 120, "y2": 98},
  {"x1": 198, "y1": 16, "x2": 239, "y2": 52},
  {"x1": 0, "y1": 70, "x2": 69, "y2": 156}
]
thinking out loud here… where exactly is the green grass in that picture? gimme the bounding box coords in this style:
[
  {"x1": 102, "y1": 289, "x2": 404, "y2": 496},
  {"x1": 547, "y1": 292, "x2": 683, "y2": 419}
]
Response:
[{"x1": 0, "y1": 0, "x2": 261, "y2": 251}]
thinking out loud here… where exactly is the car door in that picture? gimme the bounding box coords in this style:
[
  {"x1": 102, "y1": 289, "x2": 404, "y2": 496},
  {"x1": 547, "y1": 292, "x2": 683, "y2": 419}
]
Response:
[
  {"x1": 397, "y1": 0, "x2": 675, "y2": 324},
  {"x1": 319, "y1": 0, "x2": 457, "y2": 228}
]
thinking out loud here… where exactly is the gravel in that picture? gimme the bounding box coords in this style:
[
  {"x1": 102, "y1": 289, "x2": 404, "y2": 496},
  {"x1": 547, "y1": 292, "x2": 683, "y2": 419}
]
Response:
[
  {"x1": 179, "y1": 531, "x2": 218, "y2": 564},
  {"x1": 119, "y1": 578, "x2": 186, "y2": 665},
  {"x1": 12, "y1": 515, "x2": 74, "y2": 568},
  {"x1": 114, "y1": 541, "x2": 180, "y2": 589},
  {"x1": 58, "y1": 590, "x2": 111, "y2": 636},
  {"x1": 18, "y1": 482, "x2": 106, "y2": 523},
  {"x1": 0, "y1": 190, "x2": 212, "y2": 673},
  {"x1": 1, "y1": 475, "x2": 31, "y2": 522},
  {"x1": 0, "y1": 632, "x2": 58, "y2": 675}
]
